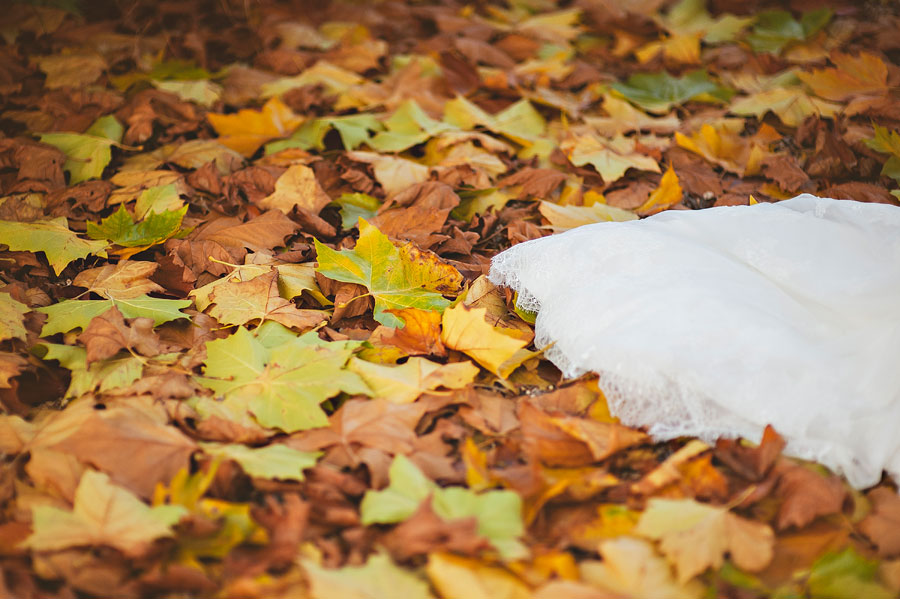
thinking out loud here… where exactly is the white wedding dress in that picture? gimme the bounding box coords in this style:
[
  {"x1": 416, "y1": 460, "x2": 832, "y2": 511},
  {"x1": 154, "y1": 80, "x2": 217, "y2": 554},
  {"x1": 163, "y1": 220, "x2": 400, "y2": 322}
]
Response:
[{"x1": 489, "y1": 195, "x2": 900, "y2": 489}]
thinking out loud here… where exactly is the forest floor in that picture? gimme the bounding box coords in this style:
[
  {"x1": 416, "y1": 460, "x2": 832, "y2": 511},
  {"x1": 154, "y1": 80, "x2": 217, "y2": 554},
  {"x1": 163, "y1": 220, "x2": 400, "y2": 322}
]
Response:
[{"x1": 1, "y1": 0, "x2": 900, "y2": 597}]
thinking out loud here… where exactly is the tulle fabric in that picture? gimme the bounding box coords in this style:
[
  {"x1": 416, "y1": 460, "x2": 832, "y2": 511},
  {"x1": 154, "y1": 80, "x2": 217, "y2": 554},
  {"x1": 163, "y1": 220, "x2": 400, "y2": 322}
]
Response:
[{"x1": 489, "y1": 195, "x2": 900, "y2": 488}]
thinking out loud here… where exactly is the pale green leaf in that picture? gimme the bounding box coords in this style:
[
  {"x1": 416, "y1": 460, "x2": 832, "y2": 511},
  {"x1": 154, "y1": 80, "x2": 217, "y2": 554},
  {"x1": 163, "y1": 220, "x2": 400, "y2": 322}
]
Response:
[
  {"x1": 0, "y1": 292, "x2": 28, "y2": 342},
  {"x1": 360, "y1": 454, "x2": 436, "y2": 525},
  {"x1": 39, "y1": 131, "x2": 116, "y2": 184},
  {"x1": 807, "y1": 548, "x2": 894, "y2": 599},
  {"x1": 134, "y1": 183, "x2": 184, "y2": 219},
  {"x1": 303, "y1": 553, "x2": 436, "y2": 599},
  {"x1": 86, "y1": 204, "x2": 189, "y2": 248},
  {"x1": 333, "y1": 192, "x2": 381, "y2": 230},
  {"x1": 36, "y1": 295, "x2": 191, "y2": 336},
  {"x1": 612, "y1": 70, "x2": 733, "y2": 114},
  {"x1": 0, "y1": 217, "x2": 108, "y2": 275},
  {"x1": 200, "y1": 442, "x2": 321, "y2": 481}
]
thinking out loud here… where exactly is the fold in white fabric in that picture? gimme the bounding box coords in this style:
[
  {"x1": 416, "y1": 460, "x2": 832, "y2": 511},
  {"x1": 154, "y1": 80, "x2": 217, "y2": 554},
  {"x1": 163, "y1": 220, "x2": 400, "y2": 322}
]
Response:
[{"x1": 489, "y1": 195, "x2": 900, "y2": 488}]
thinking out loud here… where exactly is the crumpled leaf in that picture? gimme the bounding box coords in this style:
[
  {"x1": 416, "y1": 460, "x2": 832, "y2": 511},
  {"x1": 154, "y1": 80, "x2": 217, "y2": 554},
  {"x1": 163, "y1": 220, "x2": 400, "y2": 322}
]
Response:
[
  {"x1": 635, "y1": 498, "x2": 774, "y2": 582},
  {"x1": 36, "y1": 295, "x2": 191, "y2": 336},
  {"x1": 314, "y1": 219, "x2": 462, "y2": 327},
  {"x1": 23, "y1": 469, "x2": 186, "y2": 555},
  {"x1": 729, "y1": 88, "x2": 841, "y2": 128},
  {"x1": 561, "y1": 134, "x2": 660, "y2": 183},
  {"x1": 206, "y1": 270, "x2": 326, "y2": 331},
  {"x1": 207, "y1": 96, "x2": 303, "y2": 157},
  {"x1": 441, "y1": 303, "x2": 532, "y2": 378},
  {"x1": 348, "y1": 356, "x2": 479, "y2": 404},
  {"x1": 198, "y1": 326, "x2": 370, "y2": 432},
  {"x1": 199, "y1": 442, "x2": 321, "y2": 481},
  {"x1": 0, "y1": 292, "x2": 28, "y2": 342},
  {"x1": 0, "y1": 217, "x2": 108, "y2": 275}
]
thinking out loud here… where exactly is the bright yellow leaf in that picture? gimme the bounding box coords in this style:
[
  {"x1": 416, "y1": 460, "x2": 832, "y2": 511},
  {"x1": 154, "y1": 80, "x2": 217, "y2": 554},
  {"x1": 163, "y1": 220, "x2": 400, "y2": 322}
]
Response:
[
  {"x1": 347, "y1": 356, "x2": 478, "y2": 404},
  {"x1": 426, "y1": 553, "x2": 533, "y2": 599},
  {"x1": 441, "y1": 303, "x2": 532, "y2": 378},
  {"x1": 797, "y1": 51, "x2": 888, "y2": 102},
  {"x1": 260, "y1": 163, "x2": 332, "y2": 215},
  {"x1": 637, "y1": 166, "x2": 683, "y2": 216},
  {"x1": 207, "y1": 96, "x2": 303, "y2": 157},
  {"x1": 561, "y1": 134, "x2": 660, "y2": 184},
  {"x1": 729, "y1": 87, "x2": 840, "y2": 128}
]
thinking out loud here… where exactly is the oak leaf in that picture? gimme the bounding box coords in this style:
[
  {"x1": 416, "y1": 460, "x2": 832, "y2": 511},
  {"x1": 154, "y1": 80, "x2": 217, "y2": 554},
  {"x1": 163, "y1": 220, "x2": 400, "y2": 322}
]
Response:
[
  {"x1": 635, "y1": 498, "x2": 775, "y2": 582},
  {"x1": 315, "y1": 219, "x2": 462, "y2": 327}
]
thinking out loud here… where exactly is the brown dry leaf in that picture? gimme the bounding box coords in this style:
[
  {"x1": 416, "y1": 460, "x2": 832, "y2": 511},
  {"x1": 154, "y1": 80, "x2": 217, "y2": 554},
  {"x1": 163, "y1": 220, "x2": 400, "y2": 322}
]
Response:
[
  {"x1": 77, "y1": 306, "x2": 162, "y2": 364},
  {"x1": 441, "y1": 303, "x2": 532, "y2": 378},
  {"x1": 36, "y1": 53, "x2": 106, "y2": 89},
  {"x1": 370, "y1": 182, "x2": 460, "y2": 249},
  {"x1": 259, "y1": 163, "x2": 331, "y2": 215},
  {"x1": 714, "y1": 425, "x2": 785, "y2": 481},
  {"x1": 382, "y1": 503, "x2": 490, "y2": 562},
  {"x1": 194, "y1": 210, "x2": 298, "y2": 253},
  {"x1": 72, "y1": 261, "x2": 164, "y2": 300},
  {"x1": 859, "y1": 487, "x2": 900, "y2": 557},
  {"x1": 774, "y1": 462, "x2": 847, "y2": 530},
  {"x1": 207, "y1": 270, "x2": 326, "y2": 331},
  {"x1": 636, "y1": 498, "x2": 775, "y2": 582}
]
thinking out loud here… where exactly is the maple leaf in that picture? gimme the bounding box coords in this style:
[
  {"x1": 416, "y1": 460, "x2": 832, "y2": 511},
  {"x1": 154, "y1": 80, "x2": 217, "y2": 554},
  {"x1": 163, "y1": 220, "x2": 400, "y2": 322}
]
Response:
[
  {"x1": 797, "y1": 52, "x2": 889, "y2": 101},
  {"x1": 207, "y1": 270, "x2": 326, "y2": 331},
  {"x1": 191, "y1": 260, "x2": 326, "y2": 312},
  {"x1": 806, "y1": 547, "x2": 895, "y2": 599},
  {"x1": 199, "y1": 326, "x2": 370, "y2": 432},
  {"x1": 368, "y1": 99, "x2": 456, "y2": 152},
  {"x1": 199, "y1": 442, "x2": 321, "y2": 481},
  {"x1": 426, "y1": 553, "x2": 533, "y2": 599},
  {"x1": 39, "y1": 343, "x2": 144, "y2": 398},
  {"x1": 361, "y1": 455, "x2": 527, "y2": 559},
  {"x1": 635, "y1": 498, "x2": 774, "y2": 582},
  {"x1": 744, "y1": 8, "x2": 832, "y2": 55},
  {"x1": 560, "y1": 133, "x2": 660, "y2": 183},
  {"x1": 440, "y1": 303, "x2": 532, "y2": 378},
  {"x1": 259, "y1": 163, "x2": 332, "y2": 215},
  {"x1": 0, "y1": 217, "x2": 108, "y2": 275},
  {"x1": 369, "y1": 307, "x2": 446, "y2": 356},
  {"x1": 675, "y1": 121, "x2": 779, "y2": 176},
  {"x1": 77, "y1": 306, "x2": 161, "y2": 363},
  {"x1": 40, "y1": 116, "x2": 123, "y2": 184},
  {"x1": 0, "y1": 292, "x2": 28, "y2": 342},
  {"x1": 443, "y1": 96, "x2": 549, "y2": 156},
  {"x1": 23, "y1": 469, "x2": 186, "y2": 555},
  {"x1": 134, "y1": 183, "x2": 184, "y2": 218},
  {"x1": 72, "y1": 261, "x2": 164, "y2": 300},
  {"x1": 36, "y1": 295, "x2": 191, "y2": 336},
  {"x1": 207, "y1": 96, "x2": 303, "y2": 157},
  {"x1": 332, "y1": 192, "x2": 382, "y2": 229},
  {"x1": 268, "y1": 113, "x2": 384, "y2": 153},
  {"x1": 612, "y1": 70, "x2": 732, "y2": 114},
  {"x1": 314, "y1": 219, "x2": 462, "y2": 327},
  {"x1": 86, "y1": 204, "x2": 190, "y2": 257},
  {"x1": 0, "y1": 351, "x2": 27, "y2": 389},
  {"x1": 348, "y1": 357, "x2": 479, "y2": 404},
  {"x1": 585, "y1": 93, "x2": 681, "y2": 137},
  {"x1": 302, "y1": 553, "x2": 436, "y2": 599},
  {"x1": 729, "y1": 87, "x2": 841, "y2": 127},
  {"x1": 864, "y1": 125, "x2": 900, "y2": 184},
  {"x1": 576, "y1": 537, "x2": 704, "y2": 599}
]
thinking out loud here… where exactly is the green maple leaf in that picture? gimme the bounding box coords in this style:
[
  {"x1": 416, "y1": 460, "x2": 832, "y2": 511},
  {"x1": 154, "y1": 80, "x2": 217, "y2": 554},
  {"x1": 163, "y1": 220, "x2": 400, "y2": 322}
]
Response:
[
  {"x1": 87, "y1": 204, "x2": 190, "y2": 248},
  {"x1": 331, "y1": 193, "x2": 381, "y2": 230},
  {"x1": 611, "y1": 70, "x2": 733, "y2": 114},
  {"x1": 37, "y1": 343, "x2": 144, "y2": 398},
  {"x1": 36, "y1": 295, "x2": 192, "y2": 336},
  {"x1": 199, "y1": 442, "x2": 322, "y2": 481},
  {"x1": 314, "y1": 219, "x2": 462, "y2": 327},
  {"x1": 39, "y1": 116, "x2": 123, "y2": 184},
  {"x1": 198, "y1": 326, "x2": 370, "y2": 432},
  {"x1": 267, "y1": 113, "x2": 384, "y2": 153},
  {"x1": 368, "y1": 100, "x2": 456, "y2": 152},
  {"x1": 0, "y1": 293, "x2": 28, "y2": 342},
  {"x1": 745, "y1": 8, "x2": 832, "y2": 55},
  {"x1": 0, "y1": 217, "x2": 108, "y2": 275},
  {"x1": 361, "y1": 454, "x2": 527, "y2": 560}
]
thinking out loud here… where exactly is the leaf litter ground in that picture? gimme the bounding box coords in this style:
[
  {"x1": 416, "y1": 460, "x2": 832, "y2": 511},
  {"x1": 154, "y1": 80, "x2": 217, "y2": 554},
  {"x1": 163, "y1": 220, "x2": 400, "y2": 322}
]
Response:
[{"x1": 1, "y1": 0, "x2": 900, "y2": 597}]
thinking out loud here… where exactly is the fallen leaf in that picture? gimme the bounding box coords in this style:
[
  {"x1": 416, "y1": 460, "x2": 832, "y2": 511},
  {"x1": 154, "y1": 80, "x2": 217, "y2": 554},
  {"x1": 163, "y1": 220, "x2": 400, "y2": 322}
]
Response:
[
  {"x1": 426, "y1": 552, "x2": 533, "y2": 599},
  {"x1": 635, "y1": 498, "x2": 775, "y2": 582},
  {"x1": 0, "y1": 217, "x2": 108, "y2": 275},
  {"x1": 441, "y1": 303, "x2": 531, "y2": 378},
  {"x1": 23, "y1": 469, "x2": 186, "y2": 555},
  {"x1": 86, "y1": 204, "x2": 189, "y2": 257},
  {"x1": 348, "y1": 357, "x2": 478, "y2": 404},
  {"x1": 775, "y1": 462, "x2": 847, "y2": 530},
  {"x1": 539, "y1": 200, "x2": 637, "y2": 230},
  {"x1": 0, "y1": 292, "x2": 28, "y2": 342},
  {"x1": 729, "y1": 88, "x2": 840, "y2": 128},
  {"x1": 72, "y1": 261, "x2": 164, "y2": 299},
  {"x1": 37, "y1": 295, "x2": 191, "y2": 336},
  {"x1": 612, "y1": 70, "x2": 731, "y2": 114},
  {"x1": 636, "y1": 165, "x2": 683, "y2": 216},
  {"x1": 859, "y1": 487, "x2": 900, "y2": 557},
  {"x1": 797, "y1": 51, "x2": 889, "y2": 101},
  {"x1": 207, "y1": 96, "x2": 303, "y2": 157},
  {"x1": 369, "y1": 308, "x2": 446, "y2": 356},
  {"x1": 199, "y1": 442, "x2": 321, "y2": 481},
  {"x1": 207, "y1": 270, "x2": 326, "y2": 330},
  {"x1": 259, "y1": 163, "x2": 331, "y2": 215},
  {"x1": 36, "y1": 53, "x2": 106, "y2": 89},
  {"x1": 315, "y1": 219, "x2": 462, "y2": 327},
  {"x1": 561, "y1": 134, "x2": 660, "y2": 184},
  {"x1": 77, "y1": 306, "x2": 161, "y2": 363},
  {"x1": 303, "y1": 552, "x2": 436, "y2": 599}
]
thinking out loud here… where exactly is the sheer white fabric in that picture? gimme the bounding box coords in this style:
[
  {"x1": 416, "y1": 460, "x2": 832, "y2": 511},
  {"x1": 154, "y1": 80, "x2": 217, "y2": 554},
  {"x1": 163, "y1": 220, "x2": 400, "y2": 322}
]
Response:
[{"x1": 489, "y1": 195, "x2": 900, "y2": 489}]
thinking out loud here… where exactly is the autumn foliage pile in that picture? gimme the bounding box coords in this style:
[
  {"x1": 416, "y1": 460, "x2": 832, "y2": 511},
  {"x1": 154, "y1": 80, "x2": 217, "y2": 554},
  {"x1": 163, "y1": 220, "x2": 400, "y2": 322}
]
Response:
[{"x1": 1, "y1": 0, "x2": 900, "y2": 597}]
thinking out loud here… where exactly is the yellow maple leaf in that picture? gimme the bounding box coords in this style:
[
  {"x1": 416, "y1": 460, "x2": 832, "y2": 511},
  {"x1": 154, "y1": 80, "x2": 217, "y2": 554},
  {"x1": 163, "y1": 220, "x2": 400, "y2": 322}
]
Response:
[
  {"x1": 635, "y1": 32, "x2": 702, "y2": 65},
  {"x1": 207, "y1": 96, "x2": 303, "y2": 157},
  {"x1": 427, "y1": 552, "x2": 533, "y2": 599},
  {"x1": 637, "y1": 166, "x2": 683, "y2": 216},
  {"x1": 561, "y1": 134, "x2": 660, "y2": 184},
  {"x1": 797, "y1": 51, "x2": 888, "y2": 102},
  {"x1": 729, "y1": 87, "x2": 840, "y2": 128},
  {"x1": 440, "y1": 303, "x2": 532, "y2": 378},
  {"x1": 675, "y1": 121, "x2": 779, "y2": 176},
  {"x1": 347, "y1": 356, "x2": 478, "y2": 404},
  {"x1": 635, "y1": 498, "x2": 774, "y2": 583}
]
